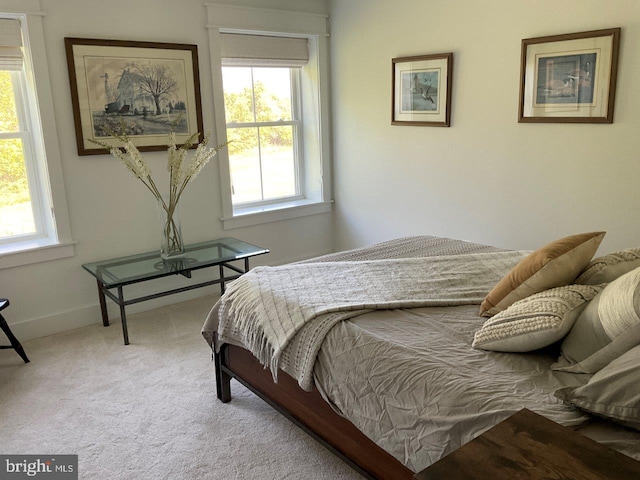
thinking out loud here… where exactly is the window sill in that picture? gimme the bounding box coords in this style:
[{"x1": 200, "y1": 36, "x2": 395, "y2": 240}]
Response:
[
  {"x1": 222, "y1": 199, "x2": 332, "y2": 229},
  {"x1": 0, "y1": 239, "x2": 76, "y2": 269}
]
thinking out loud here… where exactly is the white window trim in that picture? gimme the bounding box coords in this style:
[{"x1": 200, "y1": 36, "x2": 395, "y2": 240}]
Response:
[
  {"x1": 221, "y1": 199, "x2": 333, "y2": 229},
  {"x1": 206, "y1": 3, "x2": 332, "y2": 230},
  {"x1": 0, "y1": 2, "x2": 75, "y2": 269}
]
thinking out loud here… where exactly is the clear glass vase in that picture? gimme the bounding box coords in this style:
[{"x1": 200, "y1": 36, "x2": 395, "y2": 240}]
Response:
[{"x1": 157, "y1": 196, "x2": 185, "y2": 259}]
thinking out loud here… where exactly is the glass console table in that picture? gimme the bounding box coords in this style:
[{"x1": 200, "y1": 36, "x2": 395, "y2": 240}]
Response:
[{"x1": 82, "y1": 237, "x2": 269, "y2": 345}]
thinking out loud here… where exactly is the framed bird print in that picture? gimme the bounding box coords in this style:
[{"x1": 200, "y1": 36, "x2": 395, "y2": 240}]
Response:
[
  {"x1": 518, "y1": 28, "x2": 620, "y2": 123},
  {"x1": 392, "y1": 52, "x2": 453, "y2": 127}
]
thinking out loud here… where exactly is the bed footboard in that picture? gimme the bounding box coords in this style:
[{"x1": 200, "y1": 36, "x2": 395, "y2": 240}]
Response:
[{"x1": 214, "y1": 343, "x2": 414, "y2": 480}]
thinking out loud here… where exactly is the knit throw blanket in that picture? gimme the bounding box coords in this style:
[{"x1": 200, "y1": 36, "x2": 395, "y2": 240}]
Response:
[{"x1": 217, "y1": 248, "x2": 528, "y2": 390}]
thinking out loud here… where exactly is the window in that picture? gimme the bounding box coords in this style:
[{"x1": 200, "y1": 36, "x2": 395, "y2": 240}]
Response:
[
  {"x1": 222, "y1": 66, "x2": 301, "y2": 206},
  {"x1": 0, "y1": 11, "x2": 73, "y2": 267},
  {"x1": 1, "y1": 65, "x2": 45, "y2": 241},
  {"x1": 219, "y1": 33, "x2": 309, "y2": 211},
  {"x1": 206, "y1": 3, "x2": 333, "y2": 229}
]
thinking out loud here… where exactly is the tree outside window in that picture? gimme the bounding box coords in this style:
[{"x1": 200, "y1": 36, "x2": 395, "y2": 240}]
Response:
[
  {"x1": 222, "y1": 67, "x2": 300, "y2": 205},
  {"x1": 0, "y1": 70, "x2": 36, "y2": 239}
]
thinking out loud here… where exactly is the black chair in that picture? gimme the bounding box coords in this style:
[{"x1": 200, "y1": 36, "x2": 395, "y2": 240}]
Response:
[{"x1": 0, "y1": 298, "x2": 29, "y2": 363}]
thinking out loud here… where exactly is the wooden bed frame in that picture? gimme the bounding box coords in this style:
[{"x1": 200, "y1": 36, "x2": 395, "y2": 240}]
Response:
[{"x1": 215, "y1": 342, "x2": 415, "y2": 480}]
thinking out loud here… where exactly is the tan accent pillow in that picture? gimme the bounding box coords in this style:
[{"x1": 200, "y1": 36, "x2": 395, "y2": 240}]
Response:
[
  {"x1": 473, "y1": 284, "x2": 602, "y2": 352},
  {"x1": 575, "y1": 248, "x2": 640, "y2": 285},
  {"x1": 479, "y1": 232, "x2": 605, "y2": 317}
]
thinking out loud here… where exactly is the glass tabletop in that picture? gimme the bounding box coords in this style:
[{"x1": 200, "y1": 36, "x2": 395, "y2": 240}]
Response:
[{"x1": 82, "y1": 237, "x2": 269, "y2": 287}]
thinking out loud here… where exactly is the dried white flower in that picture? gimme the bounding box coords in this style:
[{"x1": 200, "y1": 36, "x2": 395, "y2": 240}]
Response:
[
  {"x1": 186, "y1": 143, "x2": 219, "y2": 181},
  {"x1": 90, "y1": 130, "x2": 228, "y2": 218}
]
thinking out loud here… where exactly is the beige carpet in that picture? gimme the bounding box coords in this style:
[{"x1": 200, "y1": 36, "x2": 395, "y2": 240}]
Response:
[{"x1": 0, "y1": 295, "x2": 362, "y2": 479}]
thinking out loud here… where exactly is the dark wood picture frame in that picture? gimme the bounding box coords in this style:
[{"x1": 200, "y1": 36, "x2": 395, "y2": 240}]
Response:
[
  {"x1": 392, "y1": 52, "x2": 453, "y2": 127},
  {"x1": 518, "y1": 28, "x2": 621, "y2": 123},
  {"x1": 65, "y1": 37, "x2": 204, "y2": 155}
]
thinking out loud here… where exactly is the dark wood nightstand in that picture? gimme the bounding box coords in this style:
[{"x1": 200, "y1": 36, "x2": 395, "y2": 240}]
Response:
[{"x1": 414, "y1": 408, "x2": 640, "y2": 480}]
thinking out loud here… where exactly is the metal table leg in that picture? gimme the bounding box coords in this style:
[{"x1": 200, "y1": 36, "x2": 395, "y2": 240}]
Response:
[
  {"x1": 219, "y1": 264, "x2": 225, "y2": 294},
  {"x1": 117, "y1": 286, "x2": 130, "y2": 345},
  {"x1": 97, "y1": 280, "x2": 110, "y2": 327}
]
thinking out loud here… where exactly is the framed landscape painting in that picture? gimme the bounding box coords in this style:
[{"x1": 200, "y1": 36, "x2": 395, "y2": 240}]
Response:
[
  {"x1": 65, "y1": 38, "x2": 204, "y2": 155},
  {"x1": 392, "y1": 52, "x2": 453, "y2": 127},
  {"x1": 518, "y1": 28, "x2": 620, "y2": 123}
]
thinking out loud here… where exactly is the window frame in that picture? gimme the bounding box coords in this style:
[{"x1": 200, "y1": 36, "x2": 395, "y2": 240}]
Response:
[
  {"x1": 224, "y1": 65, "x2": 304, "y2": 208},
  {"x1": 0, "y1": 6, "x2": 74, "y2": 268},
  {"x1": 206, "y1": 4, "x2": 332, "y2": 230}
]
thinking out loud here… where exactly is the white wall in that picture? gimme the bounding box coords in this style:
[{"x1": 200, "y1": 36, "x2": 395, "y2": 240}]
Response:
[
  {"x1": 0, "y1": 0, "x2": 331, "y2": 340},
  {"x1": 329, "y1": 0, "x2": 640, "y2": 255}
]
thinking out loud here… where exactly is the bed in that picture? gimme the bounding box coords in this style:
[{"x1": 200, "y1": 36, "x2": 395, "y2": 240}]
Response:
[{"x1": 202, "y1": 234, "x2": 640, "y2": 479}]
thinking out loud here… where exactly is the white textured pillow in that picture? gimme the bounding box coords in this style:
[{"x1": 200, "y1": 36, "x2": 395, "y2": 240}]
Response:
[
  {"x1": 575, "y1": 248, "x2": 640, "y2": 285},
  {"x1": 553, "y1": 266, "x2": 640, "y2": 373},
  {"x1": 472, "y1": 284, "x2": 602, "y2": 352}
]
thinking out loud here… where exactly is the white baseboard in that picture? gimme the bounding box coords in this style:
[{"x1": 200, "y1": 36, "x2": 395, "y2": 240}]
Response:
[
  {"x1": 8, "y1": 288, "x2": 218, "y2": 342},
  {"x1": 8, "y1": 250, "x2": 334, "y2": 342},
  {"x1": 9, "y1": 303, "x2": 103, "y2": 342}
]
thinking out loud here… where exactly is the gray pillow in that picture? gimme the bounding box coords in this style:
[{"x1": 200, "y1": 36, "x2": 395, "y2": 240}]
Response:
[
  {"x1": 555, "y1": 344, "x2": 640, "y2": 431},
  {"x1": 553, "y1": 267, "x2": 640, "y2": 373},
  {"x1": 472, "y1": 284, "x2": 602, "y2": 352},
  {"x1": 576, "y1": 248, "x2": 640, "y2": 285}
]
